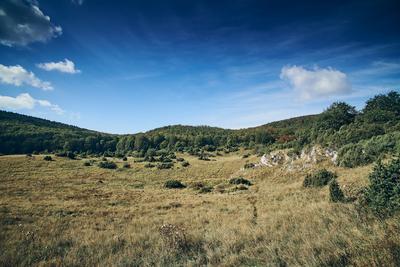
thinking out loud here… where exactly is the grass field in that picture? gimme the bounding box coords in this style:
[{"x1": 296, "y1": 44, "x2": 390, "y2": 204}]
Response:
[{"x1": 1, "y1": 152, "x2": 399, "y2": 266}]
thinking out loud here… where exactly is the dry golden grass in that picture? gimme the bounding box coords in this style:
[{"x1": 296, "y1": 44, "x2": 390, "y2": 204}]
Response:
[{"x1": 0, "y1": 153, "x2": 399, "y2": 266}]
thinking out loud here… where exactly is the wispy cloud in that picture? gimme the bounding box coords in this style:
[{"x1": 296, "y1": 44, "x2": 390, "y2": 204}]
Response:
[
  {"x1": 37, "y1": 59, "x2": 81, "y2": 74},
  {"x1": 0, "y1": 64, "x2": 53, "y2": 90},
  {"x1": 0, "y1": 93, "x2": 64, "y2": 114}
]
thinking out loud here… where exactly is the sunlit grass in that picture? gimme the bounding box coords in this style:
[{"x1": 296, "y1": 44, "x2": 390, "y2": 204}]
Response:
[{"x1": 0, "y1": 153, "x2": 399, "y2": 266}]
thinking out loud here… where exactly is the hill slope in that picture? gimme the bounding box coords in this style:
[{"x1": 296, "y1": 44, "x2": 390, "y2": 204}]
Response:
[{"x1": 0, "y1": 91, "x2": 399, "y2": 167}]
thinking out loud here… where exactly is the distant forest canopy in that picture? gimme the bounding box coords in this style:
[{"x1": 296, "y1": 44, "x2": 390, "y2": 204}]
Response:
[{"x1": 1, "y1": 91, "x2": 399, "y2": 165}]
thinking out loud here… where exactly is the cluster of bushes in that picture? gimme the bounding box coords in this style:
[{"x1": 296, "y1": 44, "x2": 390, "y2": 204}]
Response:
[
  {"x1": 337, "y1": 132, "x2": 400, "y2": 167},
  {"x1": 229, "y1": 177, "x2": 252, "y2": 186},
  {"x1": 181, "y1": 161, "x2": 190, "y2": 167},
  {"x1": 164, "y1": 180, "x2": 186, "y2": 189},
  {"x1": 244, "y1": 163, "x2": 255, "y2": 169},
  {"x1": 55, "y1": 151, "x2": 76, "y2": 159},
  {"x1": 190, "y1": 182, "x2": 213, "y2": 193},
  {"x1": 303, "y1": 169, "x2": 336, "y2": 187},
  {"x1": 98, "y1": 161, "x2": 117, "y2": 169},
  {"x1": 157, "y1": 162, "x2": 174, "y2": 169}
]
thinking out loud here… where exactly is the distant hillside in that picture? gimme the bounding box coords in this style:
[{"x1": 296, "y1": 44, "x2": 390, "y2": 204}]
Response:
[
  {"x1": 1, "y1": 91, "x2": 399, "y2": 167},
  {"x1": 0, "y1": 110, "x2": 116, "y2": 154},
  {"x1": 0, "y1": 110, "x2": 94, "y2": 132}
]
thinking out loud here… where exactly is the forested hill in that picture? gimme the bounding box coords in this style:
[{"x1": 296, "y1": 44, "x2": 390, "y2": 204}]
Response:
[
  {"x1": 1, "y1": 91, "x2": 399, "y2": 168},
  {"x1": 0, "y1": 110, "x2": 94, "y2": 131}
]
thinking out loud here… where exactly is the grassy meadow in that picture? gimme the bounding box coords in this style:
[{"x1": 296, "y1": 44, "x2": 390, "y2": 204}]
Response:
[{"x1": 1, "y1": 152, "x2": 400, "y2": 266}]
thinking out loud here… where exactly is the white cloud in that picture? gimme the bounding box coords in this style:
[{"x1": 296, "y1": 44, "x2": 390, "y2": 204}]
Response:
[
  {"x1": 0, "y1": 64, "x2": 53, "y2": 90},
  {"x1": 0, "y1": 93, "x2": 64, "y2": 114},
  {"x1": 0, "y1": 0, "x2": 62, "y2": 47},
  {"x1": 37, "y1": 59, "x2": 81, "y2": 74},
  {"x1": 280, "y1": 65, "x2": 351, "y2": 100}
]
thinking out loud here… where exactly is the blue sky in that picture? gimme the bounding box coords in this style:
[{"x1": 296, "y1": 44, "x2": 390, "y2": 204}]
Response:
[{"x1": 0, "y1": 0, "x2": 399, "y2": 133}]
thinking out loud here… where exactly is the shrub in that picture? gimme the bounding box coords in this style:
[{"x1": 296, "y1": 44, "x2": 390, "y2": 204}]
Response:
[
  {"x1": 364, "y1": 159, "x2": 400, "y2": 217},
  {"x1": 329, "y1": 179, "x2": 345, "y2": 202},
  {"x1": 199, "y1": 186, "x2": 213, "y2": 193},
  {"x1": 181, "y1": 161, "x2": 190, "y2": 167},
  {"x1": 43, "y1": 155, "x2": 52, "y2": 161},
  {"x1": 176, "y1": 157, "x2": 185, "y2": 162},
  {"x1": 122, "y1": 156, "x2": 128, "y2": 161},
  {"x1": 144, "y1": 163, "x2": 155, "y2": 168},
  {"x1": 83, "y1": 161, "x2": 91, "y2": 166},
  {"x1": 338, "y1": 144, "x2": 370, "y2": 168},
  {"x1": 229, "y1": 177, "x2": 252, "y2": 186},
  {"x1": 244, "y1": 163, "x2": 255, "y2": 169},
  {"x1": 198, "y1": 154, "x2": 210, "y2": 161},
  {"x1": 190, "y1": 182, "x2": 212, "y2": 193},
  {"x1": 242, "y1": 153, "x2": 250, "y2": 158},
  {"x1": 303, "y1": 169, "x2": 337, "y2": 187},
  {"x1": 123, "y1": 162, "x2": 131, "y2": 168},
  {"x1": 66, "y1": 151, "x2": 76, "y2": 159},
  {"x1": 98, "y1": 161, "x2": 117, "y2": 169},
  {"x1": 157, "y1": 162, "x2": 174, "y2": 169},
  {"x1": 159, "y1": 156, "x2": 172, "y2": 163},
  {"x1": 164, "y1": 180, "x2": 186, "y2": 189}
]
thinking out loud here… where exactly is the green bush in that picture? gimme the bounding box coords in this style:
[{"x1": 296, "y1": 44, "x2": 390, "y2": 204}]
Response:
[
  {"x1": 337, "y1": 132, "x2": 400, "y2": 167},
  {"x1": 229, "y1": 177, "x2": 252, "y2": 186},
  {"x1": 83, "y1": 161, "x2": 91, "y2": 166},
  {"x1": 181, "y1": 161, "x2": 190, "y2": 167},
  {"x1": 176, "y1": 157, "x2": 185, "y2": 162},
  {"x1": 66, "y1": 151, "x2": 76, "y2": 159},
  {"x1": 122, "y1": 156, "x2": 128, "y2": 161},
  {"x1": 364, "y1": 159, "x2": 400, "y2": 217},
  {"x1": 157, "y1": 162, "x2": 174, "y2": 169},
  {"x1": 43, "y1": 155, "x2": 52, "y2": 161},
  {"x1": 303, "y1": 169, "x2": 336, "y2": 187},
  {"x1": 164, "y1": 180, "x2": 186, "y2": 189},
  {"x1": 199, "y1": 186, "x2": 213, "y2": 193},
  {"x1": 244, "y1": 163, "x2": 255, "y2": 169},
  {"x1": 329, "y1": 179, "x2": 345, "y2": 202},
  {"x1": 144, "y1": 163, "x2": 155, "y2": 168},
  {"x1": 98, "y1": 161, "x2": 117, "y2": 169}
]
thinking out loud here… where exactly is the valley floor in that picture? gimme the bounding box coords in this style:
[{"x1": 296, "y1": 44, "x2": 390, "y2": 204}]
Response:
[{"x1": 0, "y1": 153, "x2": 399, "y2": 266}]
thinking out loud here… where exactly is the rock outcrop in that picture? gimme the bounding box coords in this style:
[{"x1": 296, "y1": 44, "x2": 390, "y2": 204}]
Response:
[{"x1": 259, "y1": 145, "x2": 337, "y2": 169}]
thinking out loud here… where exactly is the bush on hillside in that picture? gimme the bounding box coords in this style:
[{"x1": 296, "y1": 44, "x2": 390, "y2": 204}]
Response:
[
  {"x1": 244, "y1": 163, "x2": 255, "y2": 169},
  {"x1": 164, "y1": 180, "x2": 186, "y2": 189},
  {"x1": 364, "y1": 158, "x2": 400, "y2": 217},
  {"x1": 337, "y1": 132, "x2": 400, "y2": 168},
  {"x1": 122, "y1": 156, "x2": 128, "y2": 161},
  {"x1": 329, "y1": 179, "x2": 345, "y2": 202},
  {"x1": 144, "y1": 163, "x2": 155, "y2": 168},
  {"x1": 98, "y1": 161, "x2": 117, "y2": 169},
  {"x1": 229, "y1": 177, "x2": 252, "y2": 186},
  {"x1": 66, "y1": 151, "x2": 76, "y2": 159},
  {"x1": 83, "y1": 161, "x2": 91, "y2": 166},
  {"x1": 181, "y1": 161, "x2": 190, "y2": 167},
  {"x1": 303, "y1": 169, "x2": 336, "y2": 187},
  {"x1": 157, "y1": 162, "x2": 174, "y2": 169},
  {"x1": 43, "y1": 155, "x2": 52, "y2": 161},
  {"x1": 123, "y1": 162, "x2": 131, "y2": 168}
]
